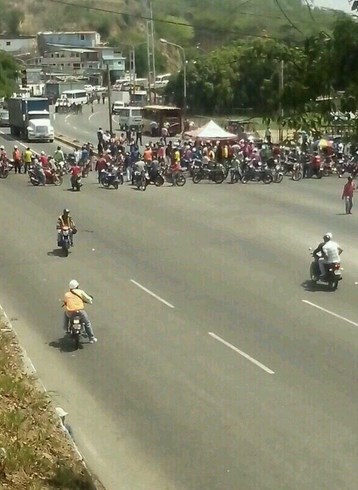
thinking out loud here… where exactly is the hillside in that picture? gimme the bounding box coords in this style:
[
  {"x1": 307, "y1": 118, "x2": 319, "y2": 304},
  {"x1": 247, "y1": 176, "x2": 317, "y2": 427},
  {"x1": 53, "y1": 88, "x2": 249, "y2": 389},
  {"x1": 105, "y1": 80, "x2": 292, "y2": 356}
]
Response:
[{"x1": 0, "y1": 0, "x2": 348, "y2": 70}]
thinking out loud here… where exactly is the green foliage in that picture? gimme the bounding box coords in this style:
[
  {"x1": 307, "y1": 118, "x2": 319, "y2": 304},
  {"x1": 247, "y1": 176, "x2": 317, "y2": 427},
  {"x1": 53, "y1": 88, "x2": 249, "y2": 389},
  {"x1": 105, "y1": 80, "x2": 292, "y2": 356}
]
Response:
[{"x1": 0, "y1": 52, "x2": 18, "y2": 98}]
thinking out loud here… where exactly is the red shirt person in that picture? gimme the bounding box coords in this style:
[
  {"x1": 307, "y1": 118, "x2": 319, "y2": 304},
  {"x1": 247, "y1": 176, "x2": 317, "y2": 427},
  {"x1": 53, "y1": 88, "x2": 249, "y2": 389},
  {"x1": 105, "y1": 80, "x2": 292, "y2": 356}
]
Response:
[{"x1": 342, "y1": 176, "x2": 356, "y2": 214}]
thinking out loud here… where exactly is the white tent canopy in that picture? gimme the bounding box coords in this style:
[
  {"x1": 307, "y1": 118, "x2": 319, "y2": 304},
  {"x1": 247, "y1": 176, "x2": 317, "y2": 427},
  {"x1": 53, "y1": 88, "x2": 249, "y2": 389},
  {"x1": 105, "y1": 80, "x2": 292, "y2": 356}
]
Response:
[{"x1": 184, "y1": 120, "x2": 237, "y2": 141}]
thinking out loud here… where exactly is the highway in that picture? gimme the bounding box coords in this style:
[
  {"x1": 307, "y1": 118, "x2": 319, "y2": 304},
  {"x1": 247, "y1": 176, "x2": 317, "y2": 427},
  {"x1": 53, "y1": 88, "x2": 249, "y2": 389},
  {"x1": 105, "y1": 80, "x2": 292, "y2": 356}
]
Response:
[{"x1": 0, "y1": 112, "x2": 357, "y2": 490}]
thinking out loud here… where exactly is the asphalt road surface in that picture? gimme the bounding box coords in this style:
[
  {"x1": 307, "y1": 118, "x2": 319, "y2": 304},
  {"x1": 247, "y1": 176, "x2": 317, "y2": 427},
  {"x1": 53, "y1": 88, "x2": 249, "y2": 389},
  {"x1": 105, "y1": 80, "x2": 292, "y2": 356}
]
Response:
[{"x1": 0, "y1": 125, "x2": 357, "y2": 490}]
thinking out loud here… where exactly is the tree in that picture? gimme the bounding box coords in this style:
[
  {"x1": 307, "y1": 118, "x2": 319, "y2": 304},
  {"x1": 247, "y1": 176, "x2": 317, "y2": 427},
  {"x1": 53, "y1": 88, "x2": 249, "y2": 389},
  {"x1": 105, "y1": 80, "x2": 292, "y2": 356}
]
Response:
[{"x1": 0, "y1": 52, "x2": 18, "y2": 98}]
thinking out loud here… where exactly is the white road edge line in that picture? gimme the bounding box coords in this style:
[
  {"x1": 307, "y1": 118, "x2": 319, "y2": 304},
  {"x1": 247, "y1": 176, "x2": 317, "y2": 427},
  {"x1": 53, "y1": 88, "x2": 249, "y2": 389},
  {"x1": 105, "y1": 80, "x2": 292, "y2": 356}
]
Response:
[
  {"x1": 130, "y1": 279, "x2": 175, "y2": 309},
  {"x1": 302, "y1": 300, "x2": 358, "y2": 327},
  {"x1": 208, "y1": 332, "x2": 275, "y2": 374}
]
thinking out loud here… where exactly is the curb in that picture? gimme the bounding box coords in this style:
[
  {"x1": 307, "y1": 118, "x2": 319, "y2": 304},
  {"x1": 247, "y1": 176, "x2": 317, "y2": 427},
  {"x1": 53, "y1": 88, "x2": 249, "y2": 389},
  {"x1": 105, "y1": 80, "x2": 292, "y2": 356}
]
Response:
[{"x1": 0, "y1": 304, "x2": 106, "y2": 490}]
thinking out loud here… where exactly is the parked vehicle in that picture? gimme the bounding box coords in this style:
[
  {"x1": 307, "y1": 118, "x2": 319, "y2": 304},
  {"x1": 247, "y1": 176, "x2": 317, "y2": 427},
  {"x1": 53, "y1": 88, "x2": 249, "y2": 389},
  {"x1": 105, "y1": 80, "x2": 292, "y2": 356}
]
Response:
[
  {"x1": 8, "y1": 97, "x2": 53, "y2": 142},
  {"x1": 240, "y1": 164, "x2": 273, "y2": 184},
  {"x1": 192, "y1": 165, "x2": 225, "y2": 184},
  {"x1": 28, "y1": 167, "x2": 63, "y2": 186},
  {"x1": 0, "y1": 109, "x2": 9, "y2": 126}
]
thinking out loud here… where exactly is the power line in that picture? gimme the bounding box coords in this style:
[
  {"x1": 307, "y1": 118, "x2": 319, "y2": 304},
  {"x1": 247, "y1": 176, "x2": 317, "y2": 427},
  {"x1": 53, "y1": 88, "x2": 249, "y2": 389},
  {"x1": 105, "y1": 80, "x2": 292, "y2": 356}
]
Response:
[
  {"x1": 45, "y1": 0, "x2": 297, "y2": 34},
  {"x1": 273, "y1": 0, "x2": 304, "y2": 35}
]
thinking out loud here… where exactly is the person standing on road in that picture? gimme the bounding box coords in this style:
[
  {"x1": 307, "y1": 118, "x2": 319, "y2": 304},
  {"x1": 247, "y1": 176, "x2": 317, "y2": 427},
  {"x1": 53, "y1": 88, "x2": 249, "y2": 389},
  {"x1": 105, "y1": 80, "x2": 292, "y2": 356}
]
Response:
[
  {"x1": 342, "y1": 176, "x2": 356, "y2": 214},
  {"x1": 12, "y1": 146, "x2": 22, "y2": 174},
  {"x1": 23, "y1": 147, "x2": 32, "y2": 173}
]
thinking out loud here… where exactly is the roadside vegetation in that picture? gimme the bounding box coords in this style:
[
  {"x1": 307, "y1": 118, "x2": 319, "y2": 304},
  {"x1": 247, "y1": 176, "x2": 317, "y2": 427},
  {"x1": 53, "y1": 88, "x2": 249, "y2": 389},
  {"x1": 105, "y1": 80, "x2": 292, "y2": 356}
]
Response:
[{"x1": 0, "y1": 321, "x2": 98, "y2": 489}]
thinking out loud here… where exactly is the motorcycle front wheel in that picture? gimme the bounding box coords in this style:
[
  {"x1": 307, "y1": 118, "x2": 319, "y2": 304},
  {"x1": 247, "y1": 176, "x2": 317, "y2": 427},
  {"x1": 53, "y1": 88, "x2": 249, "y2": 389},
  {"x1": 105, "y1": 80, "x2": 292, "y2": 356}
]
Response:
[
  {"x1": 329, "y1": 280, "x2": 338, "y2": 290},
  {"x1": 0, "y1": 170, "x2": 9, "y2": 179},
  {"x1": 274, "y1": 173, "x2": 283, "y2": 183},
  {"x1": 176, "y1": 174, "x2": 186, "y2": 186},
  {"x1": 54, "y1": 175, "x2": 63, "y2": 186},
  {"x1": 113, "y1": 182, "x2": 119, "y2": 189},
  {"x1": 292, "y1": 170, "x2": 302, "y2": 181},
  {"x1": 310, "y1": 262, "x2": 318, "y2": 282}
]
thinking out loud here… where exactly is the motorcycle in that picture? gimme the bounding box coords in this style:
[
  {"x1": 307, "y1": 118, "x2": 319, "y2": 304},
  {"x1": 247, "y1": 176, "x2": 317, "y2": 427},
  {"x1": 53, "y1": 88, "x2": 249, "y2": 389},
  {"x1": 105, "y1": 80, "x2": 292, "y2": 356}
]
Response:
[
  {"x1": 0, "y1": 159, "x2": 10, "y2": 179},
  {"x1": 101, "y1": 168, "x2": 123, "y2": 189},
  {"x1": 134, "y1": 169, "x2": 164, "y2": 190},
  {"x1": 59, "y1": 226, "x2": 72, "y2": 257},
  {"x1": 29, "y1": 167, "x2": 63, "y2": 186},
  {"x1": 164, "y1": 168, "x2": 186, "y2": 186},
  {"x1": 273, "y1": 162, "x2": 284, "y2": 183},
  {"x1": 71, "y1": 174, "x2": 82, "y2": 191},
  {"x1": 192, "y1": 164, "x2": 225, "y2": 184},
  {"x1": 241, "y1": 164, "x2": 273, "y2": 184},
  {"x1": 309, "y1": 249, "x2": 342, "y2": 290},
  {"x1": 70, "y1": 313, "x2": 82, "y2": 349}
]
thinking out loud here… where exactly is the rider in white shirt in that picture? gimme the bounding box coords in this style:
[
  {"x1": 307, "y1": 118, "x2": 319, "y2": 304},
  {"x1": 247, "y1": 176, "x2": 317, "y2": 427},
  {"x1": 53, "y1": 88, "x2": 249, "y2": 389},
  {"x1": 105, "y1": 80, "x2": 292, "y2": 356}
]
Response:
[{"x1": 321, "y1": 233, "x2": 342, "y2": 277}]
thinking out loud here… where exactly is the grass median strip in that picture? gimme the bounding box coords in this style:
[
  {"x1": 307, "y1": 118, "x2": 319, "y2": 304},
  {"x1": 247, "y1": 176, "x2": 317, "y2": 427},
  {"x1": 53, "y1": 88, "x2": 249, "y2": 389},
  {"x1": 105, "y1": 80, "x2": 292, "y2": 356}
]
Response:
[{"x1": 0, "y1": 322, "x2": 99, "y2": 489}]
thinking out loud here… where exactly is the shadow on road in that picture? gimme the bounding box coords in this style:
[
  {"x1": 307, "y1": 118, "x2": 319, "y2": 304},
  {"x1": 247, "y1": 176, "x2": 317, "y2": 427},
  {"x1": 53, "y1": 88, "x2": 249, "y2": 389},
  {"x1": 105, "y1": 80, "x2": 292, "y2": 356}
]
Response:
[
  {"x1": 47, "y1": 249, "x2": 67, "y2": 258},
  {"x1": 49, "y1": 336, "x2": 83, "y2": 353},
  {"x1": 301, "y1": 280, "x2": 335, "y2": 292}
]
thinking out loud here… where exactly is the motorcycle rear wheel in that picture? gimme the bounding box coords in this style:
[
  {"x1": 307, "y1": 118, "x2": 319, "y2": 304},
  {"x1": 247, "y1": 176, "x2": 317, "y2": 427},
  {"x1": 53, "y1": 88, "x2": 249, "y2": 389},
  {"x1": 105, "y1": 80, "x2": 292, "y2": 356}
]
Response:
[
  {"x1": 73, "y1": 333, "x2": 80, "y2": 350},
  {"x1": 192, "y1": 174, "x2": 202, "y2": 184},
  {"x1": 0, "y1": 170, "x2": 9, "y2": 179},
  {"x1": 113, "y1": 182, "x2": 119, "y2": 189},
  {"x1": 155, "y1": 175, "x2": 164, "y2": 187},
  {"x1": 214, "y1": 172, "x2": 225, "y2": 184},
  {"x1": 264, "y1": 174, "x2": 273, "y2": 184}
]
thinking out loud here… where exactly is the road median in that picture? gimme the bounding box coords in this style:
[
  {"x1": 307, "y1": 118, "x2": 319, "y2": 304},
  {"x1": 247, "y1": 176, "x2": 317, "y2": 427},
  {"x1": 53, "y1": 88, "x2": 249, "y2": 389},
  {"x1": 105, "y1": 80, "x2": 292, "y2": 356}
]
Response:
[{"x1": 0, "y1": 308, "x2": 105, "y2": 490}]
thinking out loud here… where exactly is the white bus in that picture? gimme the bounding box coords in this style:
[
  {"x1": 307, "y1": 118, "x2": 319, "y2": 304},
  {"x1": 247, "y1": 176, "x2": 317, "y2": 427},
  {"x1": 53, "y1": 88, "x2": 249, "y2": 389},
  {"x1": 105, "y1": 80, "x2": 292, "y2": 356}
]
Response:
[
  {"x1": 116, "y1": 106, "x2": 143, "y2": 130},
  {"x1": 61, "y1": 89, "x2": 88, "y2": 105}
]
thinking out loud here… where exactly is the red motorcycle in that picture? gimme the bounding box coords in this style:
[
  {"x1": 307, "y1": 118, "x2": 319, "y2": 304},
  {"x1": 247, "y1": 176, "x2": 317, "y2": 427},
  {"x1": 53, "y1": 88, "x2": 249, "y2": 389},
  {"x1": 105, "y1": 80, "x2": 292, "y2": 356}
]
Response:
[{"x1": 29, "y1": 166, "x2": 63, "y2": 186}]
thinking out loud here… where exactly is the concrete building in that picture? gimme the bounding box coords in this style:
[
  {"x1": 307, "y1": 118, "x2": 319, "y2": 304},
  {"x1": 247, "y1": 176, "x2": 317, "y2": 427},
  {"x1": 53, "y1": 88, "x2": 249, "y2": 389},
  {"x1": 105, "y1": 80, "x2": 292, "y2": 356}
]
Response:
[
  {"x1": 0, "y1": 35, "x2": 36, "y2": 54},
  {"x1": 39, "y1": 46, "x2": 125, "y2": 81},
  {"x1": 37, "y1": 31, "x2": 101, "y2": 55}
]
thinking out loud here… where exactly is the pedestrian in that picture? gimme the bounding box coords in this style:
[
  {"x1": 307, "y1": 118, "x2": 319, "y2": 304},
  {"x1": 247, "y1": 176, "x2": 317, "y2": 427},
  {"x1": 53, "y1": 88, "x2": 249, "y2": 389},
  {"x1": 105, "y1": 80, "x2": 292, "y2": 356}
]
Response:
[
  {"x1": 135, "y1": 124, "x2": 143, "y2": 146},
  {"x1": 12, "y1": 145, "x2": 22, "y2": 174},
  {"x1": 102, "y1": 93, "x2": 106, "y2": 104},
  {"x1": 342, "y1": 176, "x2": 356, "y2": 214}
]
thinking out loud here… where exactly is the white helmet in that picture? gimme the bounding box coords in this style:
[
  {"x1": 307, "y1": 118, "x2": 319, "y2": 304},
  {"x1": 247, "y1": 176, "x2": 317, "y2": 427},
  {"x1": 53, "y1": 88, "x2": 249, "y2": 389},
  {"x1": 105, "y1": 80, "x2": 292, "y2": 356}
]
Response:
[
  {"x1": 69, "y1": 279, "x2": 79, "y2": 289},
  {"x1": 41, "y1": 151, "x2": 45, "y2": 155},
  {"x1": 0, "y1": 146, "x2": 4, "y2": 150},
  {"x1": 324, "y1": 232, "x2": 332, "y2": 240},
  {"x1": 14, "y1": 145, "x2": 18, "y2": 149}
]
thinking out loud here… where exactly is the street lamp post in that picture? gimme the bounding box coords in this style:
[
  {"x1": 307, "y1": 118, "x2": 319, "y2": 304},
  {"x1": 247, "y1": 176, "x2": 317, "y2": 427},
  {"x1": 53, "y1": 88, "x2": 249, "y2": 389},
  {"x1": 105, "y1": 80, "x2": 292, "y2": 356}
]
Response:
[{"x1": 160, "y1": 38, "x2": 187, "y2": 120}]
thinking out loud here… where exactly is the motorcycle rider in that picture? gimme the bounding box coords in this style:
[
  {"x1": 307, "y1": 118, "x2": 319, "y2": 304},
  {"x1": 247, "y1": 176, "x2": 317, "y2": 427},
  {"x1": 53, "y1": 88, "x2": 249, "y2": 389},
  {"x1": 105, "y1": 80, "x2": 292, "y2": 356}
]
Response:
[
  {"x1": 313, "y1": 233, "x2": 342, "y2": 278},
  {"x1": 70, "y1": 162, "x2": 82, "y2": 189},
  {"x1": 57, "y1": 209, "x2": 76, "y2": 246},
  {"x1": 63, "y1": 279, "x2": 97, "y2": 343},
  {"x1": 33, "y1": 158, "x2": 46, "y2": 186},
  {"x1": 54, "y1": 146, "x2": 65, "y2": 165}
]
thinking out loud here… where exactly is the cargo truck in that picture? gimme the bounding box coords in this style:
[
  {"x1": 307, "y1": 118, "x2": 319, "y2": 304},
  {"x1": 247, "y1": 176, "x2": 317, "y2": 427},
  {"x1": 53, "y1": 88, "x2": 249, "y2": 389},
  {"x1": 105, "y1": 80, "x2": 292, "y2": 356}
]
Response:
[{"x1": 8, "y1": 97, "x2": 54, "y2": 142}]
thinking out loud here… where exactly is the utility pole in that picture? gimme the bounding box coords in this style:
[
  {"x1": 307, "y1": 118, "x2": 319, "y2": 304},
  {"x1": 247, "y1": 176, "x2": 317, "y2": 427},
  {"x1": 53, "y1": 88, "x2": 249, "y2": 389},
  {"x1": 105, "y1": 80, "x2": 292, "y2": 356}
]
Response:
[
  {"x1": 129, "y1": 47, "x2": 136, "y2": 95},
  {"x1": 278, "y1": 59, "x2": 284, "y2": 143},
  {"x1": 146, "y1": 0, "x2": 157, "y2": 103},
  {"x1": 107, "y1": 64, "x2": 113, "y2": 135}
]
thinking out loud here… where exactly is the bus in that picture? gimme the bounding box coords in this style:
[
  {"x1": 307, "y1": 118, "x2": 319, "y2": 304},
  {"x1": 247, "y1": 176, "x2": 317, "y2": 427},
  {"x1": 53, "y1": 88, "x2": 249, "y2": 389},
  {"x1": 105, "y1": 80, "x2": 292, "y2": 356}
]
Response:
[
  {"x1": 141, "y1": 105, "x2": 182, "y2": 136},
  {"x1": 155, "y1": 73, "x2": 171, "y2": 89},
  {"x1": 61, "y1": 89, "x2": 88, "y2": 105},
  {"x1": 116, "y1": 106, "x2": 143, "y2": 130}
]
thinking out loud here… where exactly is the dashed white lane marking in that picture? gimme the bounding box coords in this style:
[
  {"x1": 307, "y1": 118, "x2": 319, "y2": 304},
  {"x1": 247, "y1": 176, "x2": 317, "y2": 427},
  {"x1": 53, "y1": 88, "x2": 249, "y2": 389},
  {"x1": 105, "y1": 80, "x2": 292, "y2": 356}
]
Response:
[
  {"x1": 208, "y1": 332, "x2": 275, "y2": 375},
  {"x1": 65, "y1": 114, "x2": 72, "y2": 122},
  {"x1": 302, "y1": 300, "x2": 358, "y2": 327},
  {"x1": 130, "y1": 279, "x2": 175, "y2": 309}
]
